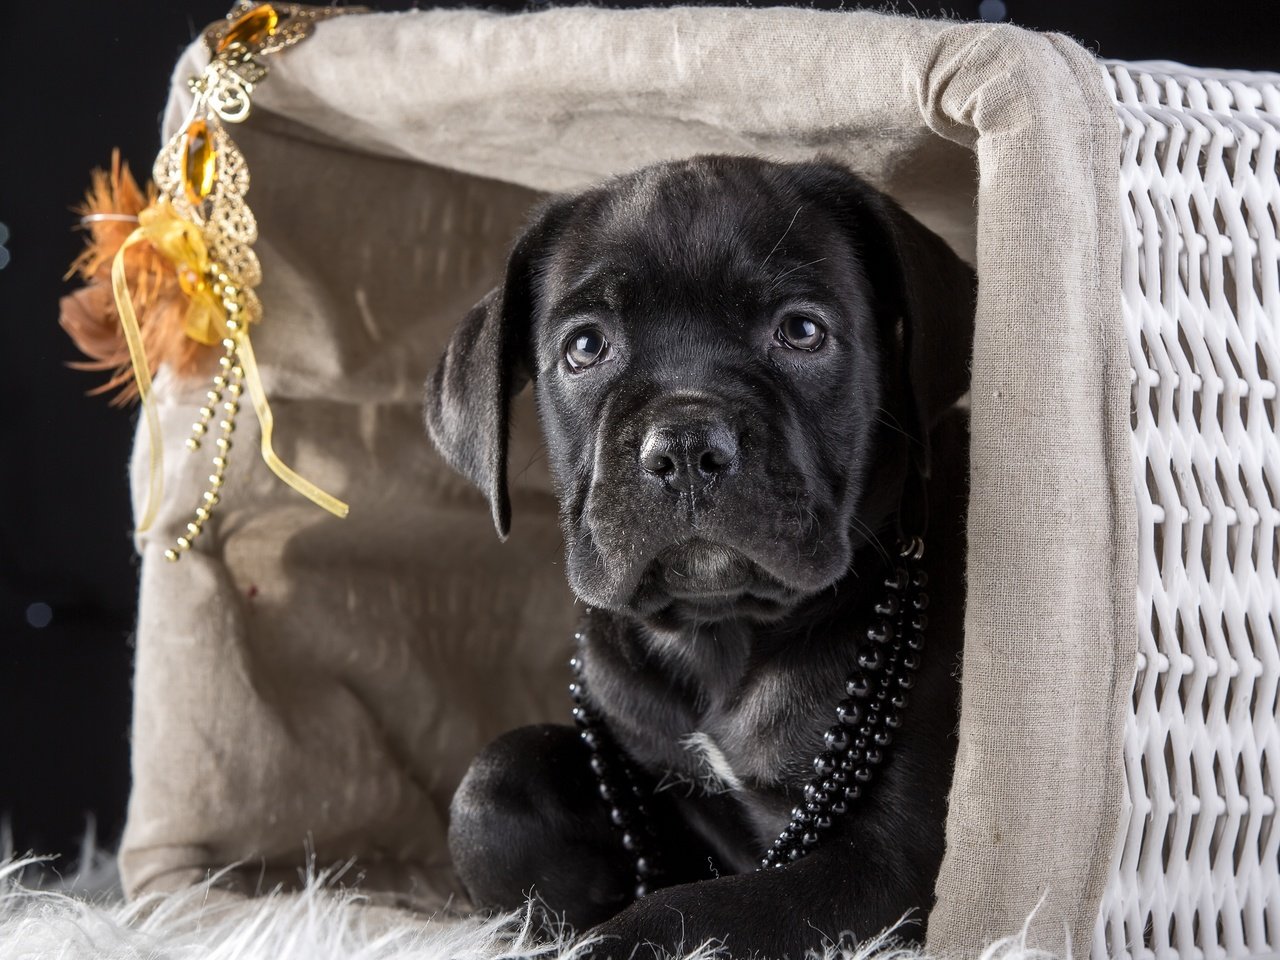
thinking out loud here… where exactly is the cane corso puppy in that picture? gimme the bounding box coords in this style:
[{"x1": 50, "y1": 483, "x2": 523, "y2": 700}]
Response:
[{"x1": 425, "y1": 155, "x2": 974, "y2": 958}]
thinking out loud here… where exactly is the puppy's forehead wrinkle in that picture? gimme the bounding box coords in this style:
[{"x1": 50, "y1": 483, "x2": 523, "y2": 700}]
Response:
[
  {"x1": 541, "y1": 252, "x2": 621, "y2": 320},
  {"x1": 556, "y1": 257, "x2": 622, "y2": 305},
  {"x1": 549, "y1": 202, "x2": 854, "y2": 334},
  {"x1": 581, "y1": 164, "x2": 815, "y2": 276}
]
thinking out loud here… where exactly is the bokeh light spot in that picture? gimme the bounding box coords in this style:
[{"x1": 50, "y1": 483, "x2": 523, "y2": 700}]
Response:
[
  {"x1": 26, "y1": 602, "x2": 53, "y2": 629},
  {"x1": 979, "y1": 0, "x2": 1008, "y2": 22}
]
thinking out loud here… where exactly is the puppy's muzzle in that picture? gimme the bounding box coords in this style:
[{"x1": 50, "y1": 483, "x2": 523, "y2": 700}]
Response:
[{"x1": 638, "y1": 404, "x2": 739, "y2": 494}]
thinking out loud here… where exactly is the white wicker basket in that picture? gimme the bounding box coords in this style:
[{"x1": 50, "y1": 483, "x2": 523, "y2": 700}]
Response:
[{"x1": 1097, "y1": 60, "x2": 1280, "y2": 959}]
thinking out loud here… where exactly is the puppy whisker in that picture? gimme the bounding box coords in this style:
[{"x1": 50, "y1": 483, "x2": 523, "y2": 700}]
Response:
[
  {"x1": 766, "y1": 257, "x2": 828, "y2": 292},
  {"x1": 512, "y1": 441, "x2": 549, "y2": 482},
  {"x1": 872, "y1": 406, "x2": 925, "y2": 451},
  {"x1": 848, "y1": 513, "x2": 890, "y2": 563},
  {"x1": 760, "y1": 204, "x2": 804, "y2": 272}
]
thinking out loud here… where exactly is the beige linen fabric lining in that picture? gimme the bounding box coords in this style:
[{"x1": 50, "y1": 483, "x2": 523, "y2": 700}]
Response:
[{"x1": 121, "y1": 9, "x2": 1135, "y2": 956}]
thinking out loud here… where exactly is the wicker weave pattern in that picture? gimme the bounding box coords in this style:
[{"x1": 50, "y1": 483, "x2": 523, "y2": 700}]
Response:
[{"x1": 1096, "y1": 62, "x2": 1280, "y2": 958}]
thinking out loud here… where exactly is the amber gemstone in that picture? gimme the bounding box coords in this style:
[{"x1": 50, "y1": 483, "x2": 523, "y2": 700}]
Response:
[
  {"x1": 217, "y1": 4, "x2": 280, "y2": 52},
  {"x1": 176, "y1": 265, "x2": 207, "y2": 299},
  {"x1": 181, "y1": 119, "x2": 216, "y2": 206}
]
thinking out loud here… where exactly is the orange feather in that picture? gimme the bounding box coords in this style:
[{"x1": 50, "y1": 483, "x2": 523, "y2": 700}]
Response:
[{"x1": 59, "y1": 151, "x2": 211, "y2": 405}]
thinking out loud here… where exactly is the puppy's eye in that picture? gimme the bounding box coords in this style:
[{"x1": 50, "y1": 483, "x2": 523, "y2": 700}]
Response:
[
  {"x1": 565, "y1": 327, "x2": 610, "y2": 370},
  {"x1": 775, "y1": 314, "x2": 826, "y2": 351}
]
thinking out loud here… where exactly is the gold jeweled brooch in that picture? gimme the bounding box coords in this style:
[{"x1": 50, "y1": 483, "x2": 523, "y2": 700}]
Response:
[{"x1": 62, "y1": 2, "x2": 359, "y2": 561}]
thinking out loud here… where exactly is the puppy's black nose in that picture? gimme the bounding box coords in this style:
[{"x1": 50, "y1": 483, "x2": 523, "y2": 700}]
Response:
[{"x1": 639, "y1": 421, "x2": 739, "y2": 492}]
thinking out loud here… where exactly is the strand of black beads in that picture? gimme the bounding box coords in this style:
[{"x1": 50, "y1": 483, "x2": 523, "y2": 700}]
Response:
[
  {"x1": 569, "y1": 642, "x2": 663, "y2": 898},
  {"x1": 759, "y1": 539, "x2": 928, "y2": 869}
]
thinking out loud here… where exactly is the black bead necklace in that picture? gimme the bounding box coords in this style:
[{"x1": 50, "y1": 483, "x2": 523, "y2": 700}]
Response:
[
  {"x1": 761, "y1": 537, "x2": 928, "y2": 867},
  {"x1": 569, "y1": 653, "x2": 664, "y2": 898},
  {"x1": 569, "y1": 538, "x2": 929, "y2": 890}
]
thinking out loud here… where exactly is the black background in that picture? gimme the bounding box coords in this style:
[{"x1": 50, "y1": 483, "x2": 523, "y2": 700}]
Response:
[{"x1": 1, "y1": 0, "x2": 1276, "y2": 867}]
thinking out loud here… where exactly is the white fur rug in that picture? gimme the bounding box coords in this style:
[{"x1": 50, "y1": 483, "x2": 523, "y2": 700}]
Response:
[{"x1": 0, "y1": 849, "x2": 1061, "y2": 960}]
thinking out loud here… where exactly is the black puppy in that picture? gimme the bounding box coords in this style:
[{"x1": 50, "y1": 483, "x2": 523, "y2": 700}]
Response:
[{"x1": 425, "y1": 155, "x2": 974, "y2": 958}]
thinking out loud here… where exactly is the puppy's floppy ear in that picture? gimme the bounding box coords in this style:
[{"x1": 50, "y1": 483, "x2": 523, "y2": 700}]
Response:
[
  {"x1": 801, "y1": 162, "x2": 977, "y2": 480},
  {"x1": 424, "y1": 197, "x2": 574, "y2": 539}
]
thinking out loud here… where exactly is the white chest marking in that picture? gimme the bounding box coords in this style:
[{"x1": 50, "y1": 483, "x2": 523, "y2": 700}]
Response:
[{"x1": 679, "y1": 731, "x2": 745, "y2": 795}]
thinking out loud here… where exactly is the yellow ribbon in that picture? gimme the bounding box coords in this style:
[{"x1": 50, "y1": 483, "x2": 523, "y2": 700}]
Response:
[
  {"x1": 110, "y1": 223, "x2": 349, "y2": 531},
  {"x1": 235, "y1": 328, "x2": 349, "y2": 518},
  {"x1": 137, "y1": 202, "x2": 228, "y2": 346},
  {"x1": 111, "y1": 229, "x2": 165, "y2": 533}
]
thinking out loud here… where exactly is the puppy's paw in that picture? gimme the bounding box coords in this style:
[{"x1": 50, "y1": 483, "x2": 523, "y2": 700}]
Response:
[{"x1": 577, "y1": 897, "x2": 726, "y2": 960}]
